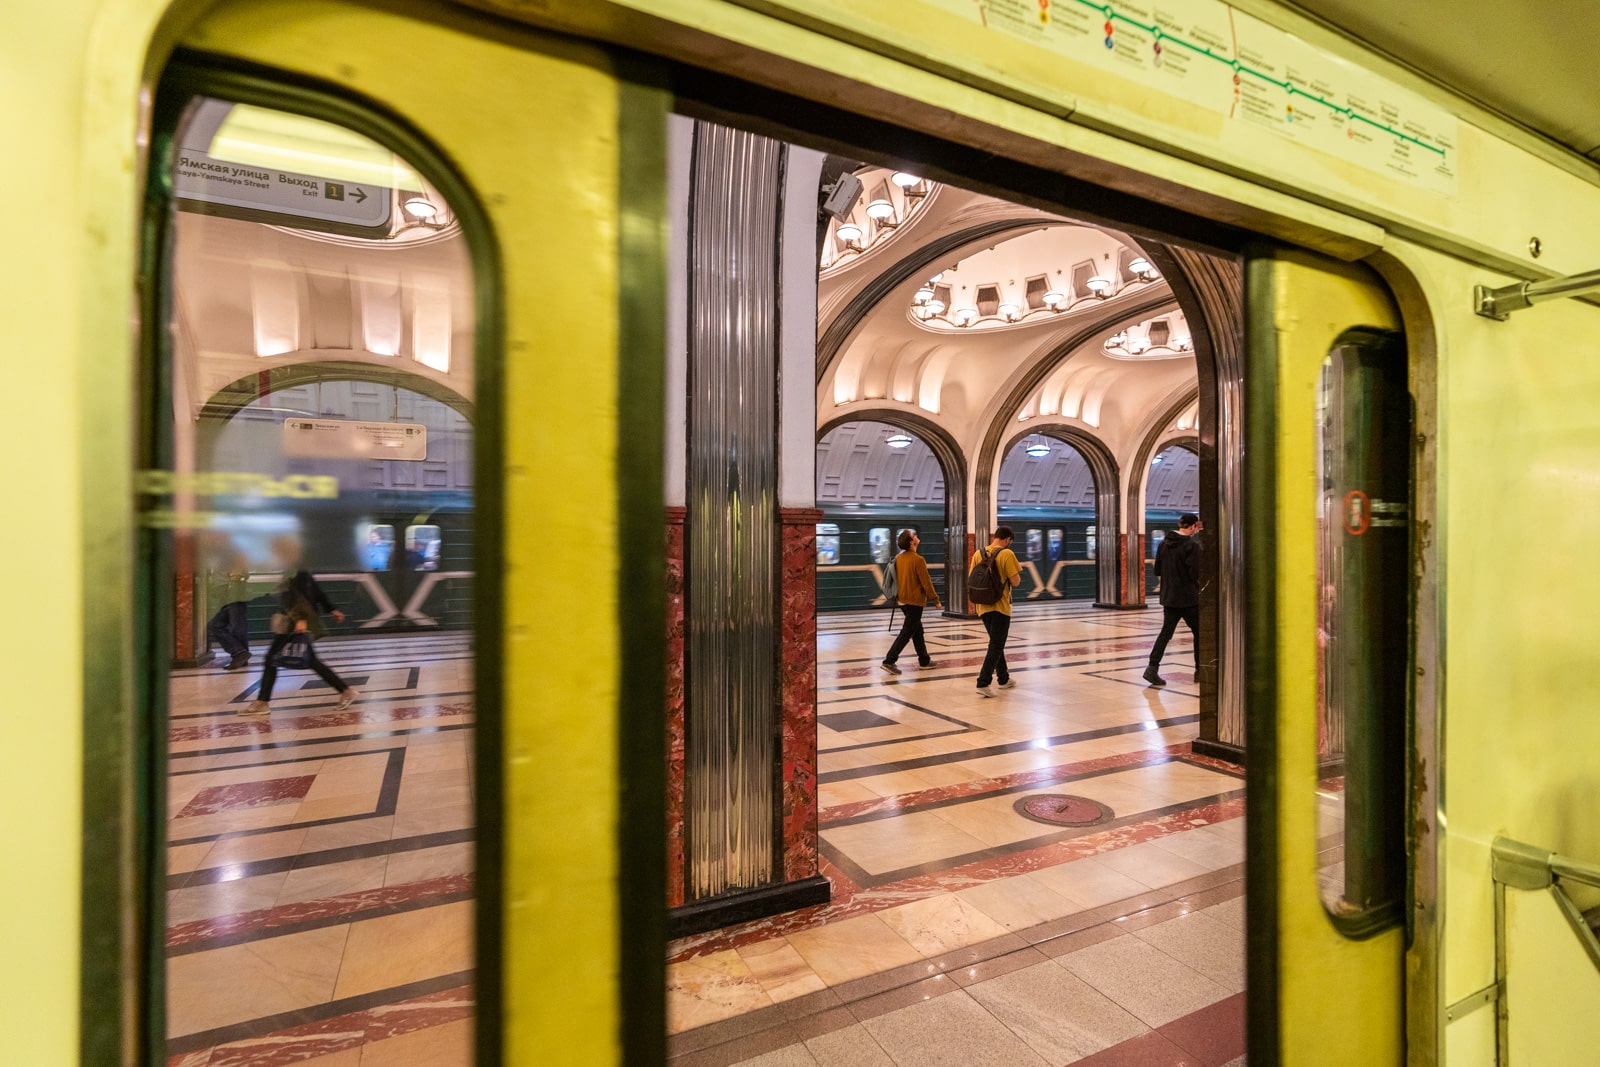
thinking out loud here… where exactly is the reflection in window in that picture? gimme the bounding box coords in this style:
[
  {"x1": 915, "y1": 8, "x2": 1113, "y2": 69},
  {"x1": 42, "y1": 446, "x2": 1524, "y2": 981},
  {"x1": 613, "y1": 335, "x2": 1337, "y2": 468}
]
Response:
[
  {"x1": 1047, "y1": 528, "x2": 1064, "y2": 561},
  {"x1": 405, "y1": 523, "x2": 442, "y2": 571},
  {"x1": 1085, "y1": 528, "x2": 1096, "y2": 560},
  {"x1": 362, "y1": 523, "x2": 395, "y2": 570},
  {"x1": 869, "y1": 527, "x2": 892, "y2": 564},
  {"x1": 1026, "y1": 528, "x2": 1042, "y2": 560},
  {"x1": 816, "y1": 523, "x2": 841, "y2": 565}
]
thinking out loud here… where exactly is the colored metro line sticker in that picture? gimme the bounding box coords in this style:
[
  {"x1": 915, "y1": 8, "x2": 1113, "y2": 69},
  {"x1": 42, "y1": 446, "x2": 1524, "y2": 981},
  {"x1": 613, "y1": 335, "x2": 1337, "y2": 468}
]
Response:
[{"x1": 1344, "y1": 490, "x2": 1370, "y2": 535}]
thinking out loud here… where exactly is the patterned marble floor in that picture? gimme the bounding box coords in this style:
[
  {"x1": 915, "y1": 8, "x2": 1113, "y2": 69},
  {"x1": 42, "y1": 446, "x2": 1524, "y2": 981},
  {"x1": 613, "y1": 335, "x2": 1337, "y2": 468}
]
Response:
[
  {"x1": 164, "y1": 632, "x2": 475, "y2": 1067},
  {"x1": 667, "y1": 602, "x2": 1253, "y2": 1065}
]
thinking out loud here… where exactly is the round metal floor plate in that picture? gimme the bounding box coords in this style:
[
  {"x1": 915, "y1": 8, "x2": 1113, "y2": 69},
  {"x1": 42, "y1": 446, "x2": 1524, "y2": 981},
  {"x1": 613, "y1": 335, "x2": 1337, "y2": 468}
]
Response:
[{"x1": 1013, "y1": 794, "x2": 1114, "y2": 827}]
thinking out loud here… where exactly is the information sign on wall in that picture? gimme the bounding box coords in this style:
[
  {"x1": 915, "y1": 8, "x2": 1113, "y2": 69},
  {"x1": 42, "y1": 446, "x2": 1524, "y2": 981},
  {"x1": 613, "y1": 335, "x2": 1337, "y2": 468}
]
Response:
[{"x1": 281, "y1": 419, "x2": 428, "y2": 461}]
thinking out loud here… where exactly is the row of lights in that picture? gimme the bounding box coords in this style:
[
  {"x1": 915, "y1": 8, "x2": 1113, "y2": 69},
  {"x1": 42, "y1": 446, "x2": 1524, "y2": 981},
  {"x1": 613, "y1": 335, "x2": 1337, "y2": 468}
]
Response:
[
  {"x1": 1102, "y1": 328, "x2": 1192, "y2": 357},
  {"x1": 912, "y1": 258, "x2": 1160, "y2": 328},
  {"x1": 833, "y1": 172, "x2": 928, "y2": 251}
]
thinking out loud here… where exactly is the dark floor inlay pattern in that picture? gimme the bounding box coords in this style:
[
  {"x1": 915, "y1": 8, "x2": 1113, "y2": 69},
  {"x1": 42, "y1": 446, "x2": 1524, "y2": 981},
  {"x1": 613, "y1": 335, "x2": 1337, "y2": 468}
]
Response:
[
  {"x1": 819, "y1": 709, "x2": 900, "y2": 732},
  {"x1": 1014, "y1": 793, "x2": 1114, "y2": 827}
]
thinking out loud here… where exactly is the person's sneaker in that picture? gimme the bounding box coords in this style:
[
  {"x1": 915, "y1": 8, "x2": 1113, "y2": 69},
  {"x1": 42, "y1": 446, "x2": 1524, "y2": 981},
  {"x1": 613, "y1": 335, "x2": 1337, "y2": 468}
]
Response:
[
  {"x1": 224, "y1": 653, "x2": 249, "y2": 671},
  {"x1": 976, "y1": 686, "x2": 994, "y2": 698},
  {"x1": 1143, "y1": 667, "x2": 1167, "y2": 686},
  {"x1": 880, "y1": 662, "x2": 902, "y2": 676},
  {"x1": 998, "y1": 678, "x2": 1016, "y2": 690},
  {"x1": 337, "y1": 687, "x2": 360, "y2": 709},
  {"x1": 919, "y1": 661, "x2": 939, "y2": 669},
  {"x1": 241, "y1": 700, "x2": 269, "y2": 715}
]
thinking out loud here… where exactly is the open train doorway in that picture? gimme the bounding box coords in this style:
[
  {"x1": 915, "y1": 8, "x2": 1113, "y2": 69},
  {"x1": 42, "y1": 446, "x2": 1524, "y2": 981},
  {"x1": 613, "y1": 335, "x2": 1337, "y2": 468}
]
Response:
[{"x1": 664, "y1": 114, "x2": 1249, "y2": 1064}]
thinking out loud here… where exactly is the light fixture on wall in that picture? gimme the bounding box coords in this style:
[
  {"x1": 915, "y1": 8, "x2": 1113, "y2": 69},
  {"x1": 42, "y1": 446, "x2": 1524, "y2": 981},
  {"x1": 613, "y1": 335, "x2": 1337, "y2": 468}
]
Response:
[
  {"x1": 1127, "y1": 257, "x2": 1158, "y2": 281},
  {"x1": 403, "y1": 196, "x2": 438, "y2": 219},
  {"x1": 1025, "y1": 440, "x2": 1051, "y2": 458},
  {"x1": 953, "y1": 306, "x2": 979, "y2": 326},
  {"x1": 836, "y1": 223, "x2": 864, "y2": 247},
  {"x1": 1085, "y1": 276, "x2": 1113, "y2": 297},
  {"x1": 886, "y1": 433, "x2": 914, "y2": 448},
  {"x1": 865, "y1": 199, "x2": 895, "y2": 222},
  {"x1": 914, "y1": 285, "x2": 934, "y2": 305},
  {"x1": 1043, "y1": 290, "x2": 1066, "y2": 310},
  {"x1": 998, "y1": 302, "x2": 1021, "y2": 322},
  {"x1": 892, "y1": 172, "x2": 922, "y2": 188},
  {"x1": 1105, "y1": 331, "x2": 1127, "y2": 348}
]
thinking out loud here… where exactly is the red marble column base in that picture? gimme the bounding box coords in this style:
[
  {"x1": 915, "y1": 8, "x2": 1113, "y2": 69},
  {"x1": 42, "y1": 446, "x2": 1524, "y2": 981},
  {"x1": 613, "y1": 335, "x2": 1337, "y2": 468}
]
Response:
[
  {"x1": 778, "y1": 507, "x2": 822, "y2": 886},
  {"x1": 665, "y1": 506, "x2": 687, "y2": 909}
]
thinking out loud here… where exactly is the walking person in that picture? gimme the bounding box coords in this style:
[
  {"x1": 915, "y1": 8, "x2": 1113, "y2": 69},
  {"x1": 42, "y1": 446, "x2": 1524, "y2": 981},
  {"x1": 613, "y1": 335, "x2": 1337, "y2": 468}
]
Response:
[
  {"x1": 1145, "y1": 513, "x2": 1203, "y2": 686},
  {"x1": 881, "y1": 530, "x2": 942, "y2": 676},
  {"x1": 244, "y1": 537, "x2": 359, "y2": 715},
  {"x1": 205, "y1": 536, "x2": 253, "y2": 671},
  {"x1": 970, "y1": 526, "x2": 1022, "y2": 697}
]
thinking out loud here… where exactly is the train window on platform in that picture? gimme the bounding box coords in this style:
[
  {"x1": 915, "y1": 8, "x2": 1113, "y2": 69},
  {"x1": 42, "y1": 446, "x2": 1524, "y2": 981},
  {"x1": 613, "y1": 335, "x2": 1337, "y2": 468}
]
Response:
[
  {"x1": 869, "y1": 527, "x2": 892, "y2": 563},
  {"x1": 361, "y1": 523, "x2": 395, "y2": 570},
  {"x1": 1085, "y1": 528, "x2": 1096, "y2": 560},
  {"x1": 1315, "y1": 328, "x2": 1409, "y2": 934},
  {"x1": 1047, "y1": 528, "x2": 1064, "y2": 561},
  {"x1": 143, "y1": 91, "x2": 480, "y2": 1062},
  {"x1": 816, "y1": 523, "x2": 841, "y2": 565},
  {"x1": 1026, "y1": 528, "x2": 1042, "y2": 560}
]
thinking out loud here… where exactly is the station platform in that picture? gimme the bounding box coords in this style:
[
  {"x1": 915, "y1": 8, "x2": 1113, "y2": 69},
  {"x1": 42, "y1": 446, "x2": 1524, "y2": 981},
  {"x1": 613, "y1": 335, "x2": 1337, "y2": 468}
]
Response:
[{"x1": 667, "y1": 603, "x2": 1251, "y2": 1066}]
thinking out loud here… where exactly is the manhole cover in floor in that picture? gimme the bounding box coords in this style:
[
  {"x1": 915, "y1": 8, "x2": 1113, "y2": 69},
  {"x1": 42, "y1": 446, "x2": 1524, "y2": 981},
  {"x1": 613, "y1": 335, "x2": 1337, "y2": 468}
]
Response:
[{"x1": 1014, "y1": 794, "x2": 1114, "y2": 827}]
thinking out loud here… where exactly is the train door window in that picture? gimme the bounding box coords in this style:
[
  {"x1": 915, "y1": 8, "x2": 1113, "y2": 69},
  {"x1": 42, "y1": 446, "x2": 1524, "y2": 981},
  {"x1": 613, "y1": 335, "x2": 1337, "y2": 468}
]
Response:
[
  {"x1": 361, "y1": 523, "x2": 395, "y2": 570},
  {"x1": 1026, "y1": 528, "x2": 1043, "y2": 560},
  {"x1": 869, "y1": 527, "x2": 893, "y2": 563},
  {"x1": 1314, "y1": 328, "x2": 1409, "y2": 931},
  {"x1": 816, "y1": 523, "x2": 841, "y2": 564},
  {"x1": 1047, "y1": 528, "x2": 1064, "y2": 561},
  {"x1": 143, "y1": 91, "x2": 481, "y2": 1062},
  {"x1": 405, "y1": 523, "x2": 442, "y2": 570},
  {"x1": 1085, "y1": 527, "x2": 1096, "y2": 560}
]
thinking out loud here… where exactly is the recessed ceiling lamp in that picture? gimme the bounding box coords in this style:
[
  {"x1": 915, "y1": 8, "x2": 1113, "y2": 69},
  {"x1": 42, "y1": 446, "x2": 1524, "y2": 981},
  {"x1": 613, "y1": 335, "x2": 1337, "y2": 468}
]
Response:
[
  {"x1": 892, "y1": 172, "x2": 922, "y2": 187},
  {"x1": 836, "y1": 223, "x2": 864, "y2": 245},
  {"x1": 403, "y1": 196, "x2": 439, "y2": 219},
  {"x1": 1043, "y1": 290, "x2": 1066, "y2": 310},
  {"x1": 954, "y1": 306, "x2": 979, "y2": 326},
  {"x1": 865, "y1": 199, "x2": 895, "y2": 221},
  {"x1": 1025, "y1": 441, "x2": 1051, "y2": 458},
  {"x1": 886, "y1": 433, "x2": 914, "y2": 448},
  {"x1": 1086, "y1": 276, "x2": 1114, "y2": 297},
  {"x1": 998, "y1": 302, "x2": 1020, "y2": 322}
]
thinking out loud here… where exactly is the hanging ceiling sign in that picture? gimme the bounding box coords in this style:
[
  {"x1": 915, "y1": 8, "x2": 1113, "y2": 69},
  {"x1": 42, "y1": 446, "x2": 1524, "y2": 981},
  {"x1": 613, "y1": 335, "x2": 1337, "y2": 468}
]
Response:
[
  {"x1": 282, "y1": 419, "x2": 428, "y2": 461},
  {"x1": 174, "y1": 146, "x2": 393, "y2": 234}
]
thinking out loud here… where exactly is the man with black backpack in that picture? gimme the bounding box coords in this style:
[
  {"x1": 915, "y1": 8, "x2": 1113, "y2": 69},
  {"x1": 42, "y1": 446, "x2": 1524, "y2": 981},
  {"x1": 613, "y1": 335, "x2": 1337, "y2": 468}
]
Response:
[
  {"x1": 968, "y1": 526, "x2": 1022, "y2": 697},
  {"x1": 1145, "y1": 513, "x2": 1204, "y2": 686}
]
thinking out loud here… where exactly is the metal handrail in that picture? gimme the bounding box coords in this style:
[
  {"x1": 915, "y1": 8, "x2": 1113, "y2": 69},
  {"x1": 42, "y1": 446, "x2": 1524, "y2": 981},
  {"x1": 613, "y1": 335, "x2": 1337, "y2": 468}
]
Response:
[
  {"x1": 1486, "y1": 836, "x2": 1600, "y2": 1064},
  {"x1": 1475, "y1": 267, "x2": 1600, "y2": 320}
]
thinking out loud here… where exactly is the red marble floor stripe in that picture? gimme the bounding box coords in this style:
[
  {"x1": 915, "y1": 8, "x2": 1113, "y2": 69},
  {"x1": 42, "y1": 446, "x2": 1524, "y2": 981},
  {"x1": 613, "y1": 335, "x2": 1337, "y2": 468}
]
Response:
[
  {"x1": 667, "y1": 797, "x2": 1246, "y2": 963},
  {"x1": 166, "y1": 873, "x2": 473, "y2": 948},
  {"x1": 821, "y1": 638, "x2": 1187, "y2": 680},
  {"x1": 165, "y1": 985, "x2": 473, "y2": 1067},
  {"x1": 169, "y1": 701, "x2": 474, "y2": 742},
  {"x1": 177, "y1": 776, "x2": 316, "y2": 818},
  {"x1": 1067, "y1": 1029, "x2": 1204, "y2": 1066},
  {"x1": 820, "y1": 743, "x2": 1198, "y2": 823},
  {"x1": 1157, "y1": 991, "x2": 1245, "y2": 1066}
]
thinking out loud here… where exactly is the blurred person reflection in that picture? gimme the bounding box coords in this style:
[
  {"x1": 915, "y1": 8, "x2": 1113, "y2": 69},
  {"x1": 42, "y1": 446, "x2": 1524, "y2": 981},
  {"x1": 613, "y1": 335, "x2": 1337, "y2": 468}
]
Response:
[
  {"x1": 205, "y1": 533, "x2": 253, "y2": 671},
  {"x1": 245, "y1": 535, "x2": 359, "y2": 715},
  {"x1": 363, "y1": 526, "x2": 392, "y2": 571}
]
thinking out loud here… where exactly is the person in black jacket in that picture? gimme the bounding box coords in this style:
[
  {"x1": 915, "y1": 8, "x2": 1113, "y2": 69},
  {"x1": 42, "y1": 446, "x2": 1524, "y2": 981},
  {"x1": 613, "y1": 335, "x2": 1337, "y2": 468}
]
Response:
[
  {"x1": 244, "y1": 537, "x2": 359, "y2": 715},
  {"x1": 1145, "y1": 514, "x2": 1203, "y2": 687}
]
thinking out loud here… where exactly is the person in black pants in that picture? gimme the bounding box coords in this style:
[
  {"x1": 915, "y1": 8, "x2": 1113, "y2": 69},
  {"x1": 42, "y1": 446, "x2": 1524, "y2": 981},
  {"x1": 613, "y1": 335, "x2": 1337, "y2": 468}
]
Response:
[
  {"x1": 244, "y1": 537, "x2": 359, "y2": 715},
  {"x1": 1145, "y1": 513, "x2": 1204, "y2": 686},
  {"x1": 881, "y1": 530, "x2": 942, "y2": 676}
]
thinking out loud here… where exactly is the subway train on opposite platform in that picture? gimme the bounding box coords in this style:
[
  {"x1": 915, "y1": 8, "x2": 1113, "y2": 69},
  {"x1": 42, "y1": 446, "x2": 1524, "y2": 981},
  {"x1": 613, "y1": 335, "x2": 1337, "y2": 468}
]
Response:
[{"x1": 19, "y1": 1, "x2": 1600, "y2": 1064}]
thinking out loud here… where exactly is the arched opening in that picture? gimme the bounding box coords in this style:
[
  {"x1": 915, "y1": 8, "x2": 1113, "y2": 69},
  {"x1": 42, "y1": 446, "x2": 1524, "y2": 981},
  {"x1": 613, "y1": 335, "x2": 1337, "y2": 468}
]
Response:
[
  {"x1": 816, "y1": 412, "x2": 968, "y2": 610},
  {"x1": 815, "y1": 418, "x2": 953, "y2": 611},
  {"x1": 995, "y1": 432, "x2": 1100, "y2": 601}
]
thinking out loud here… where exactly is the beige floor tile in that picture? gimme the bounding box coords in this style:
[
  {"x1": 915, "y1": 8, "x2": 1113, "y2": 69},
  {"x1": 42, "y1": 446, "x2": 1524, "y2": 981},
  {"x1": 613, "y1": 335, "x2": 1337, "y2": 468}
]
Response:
[
  {"x1": 876, "y1": 893, "x2": 1010, "y2": 957},
  {"x1": 276, "y1": 856, "x2": 390, "y2": 906},
  {"x1": 819, "y1": 781, "x2": 881, "y2": 808},
  {"x1": 333, "y1": 900, "x2": 474, "y2": 999},
  {"x1": 1095, "y1": 840, "x2": 1213, "y2": 889},
  {"x1": 957, "y1": 873, "x2": 1080, "y2": 931},
  {"x1": 384, "y1": 842, "x2": 475, "y2": 886},
  {"x1": 1029, "y1": 857, "x2": 1153, "y2": 909},
  {"x1": 784, "y1": 913, "x2": 923, "y2": 985},
  {"x1": 737, "y1": 938, "x2": 827, "y2": 1002},
  {"x1": 667, "y1": 948, "x2": 775, "y2": 1033},
  {"x1": 965, "y1": 958, "x2": 1148, "y2": 1063},
  {"x1": 392, "y1": 802, "x2": 475, "y2": 838},
  {"x1": 168, "y1": 871, "x2": 291, "y2": 924},
  {"x1": 819, "y1": 810, "x2": 990, "y2": 876},
  {"x1": 167, "y1": 842, "x2": 216, "y2": 875},
  {"x1": 198, "y1": 827, "x2": 309, "y2": 869},
  {"x1": 166, "y1": 924, "x2": 350, "y2": 1037},
  {"x1": 358, "y1": 1018, "x2": 473, "y2": 1066},
  {"x1": 301, "y1": 815, "x2": 396, "y2": 852},
  {"x1": 293, "y1": 795, "x2": 379, "y2": 823}
]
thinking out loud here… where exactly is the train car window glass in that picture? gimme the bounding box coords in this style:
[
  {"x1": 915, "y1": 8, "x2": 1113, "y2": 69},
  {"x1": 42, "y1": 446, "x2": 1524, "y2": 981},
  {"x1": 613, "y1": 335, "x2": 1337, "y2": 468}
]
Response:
[
  {"x1": 869, "y1": 527, "x2": 892, "y2": 564},
  {"x1": 405, "y1": 523, "x2": 443, "y2": 570},
  {"x1": 1026, "y1": 528, "x2": 1042, "y2": 559},
  {"x1": 145, "y1": 91, "x2": 481, "y2": 1062},
  {"x1": 1085, "y1": 528, "x2": 1096, "y2": 560},
  {"x1": 816, "y1": 523, "x2": 840, "y2": 565},
  {"x1": 1047, "y1": 528, "x2": 1064, "y2": 561},
  {"x1": 1314, "y1": 328, "x2": 1409, "y2": 934},
  {"x1": 361, "y1": 523, "x2": 395, "y2": 570}
]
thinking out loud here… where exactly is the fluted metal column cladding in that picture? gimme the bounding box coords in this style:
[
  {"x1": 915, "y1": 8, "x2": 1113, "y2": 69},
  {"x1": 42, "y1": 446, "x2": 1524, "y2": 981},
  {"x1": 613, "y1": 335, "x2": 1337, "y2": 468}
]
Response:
[{"x1": 684, "y1": 123, "x2": 784, "y2": 900}]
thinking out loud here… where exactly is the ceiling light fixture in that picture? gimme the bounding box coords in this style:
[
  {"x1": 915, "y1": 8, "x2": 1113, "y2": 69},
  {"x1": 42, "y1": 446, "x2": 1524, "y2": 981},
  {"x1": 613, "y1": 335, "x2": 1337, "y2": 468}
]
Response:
[
  {"x1": 1105, "y1": 331, "x2": 1127, "y2": 348},
  {"x1": 925, "y1": 299, "x2": 946, "y2": 315},
  {"x1": 954, "y1": 306, "x2": 979, "y2": 326},
  {"x1": 914, "y1": 286, "x2": 934, "y2": 305},
  {"x1": 1086, "y1": 276, "x2": 1114, "y2": 297},
  {"x1": 892, "y1": 172, "x2": 922, "y2": 187},
  {"x1": 403, "y1": 196, "x2": 439, "y2": 219},
  {"x1": 886, "y1": 433, "x2": 914, "y2": 449},
  {"x1": 1127, "y1": 257, "x2": 1158, "y2": 281},
  {"x1": 1025, "y1": 441, "x2": 1051, "y2": 458},
  {"x1": 865, "y1": 199, "x2": 895, "y2": 221},
  {"x1": 998, "y1": 302, "x2": 1020, "y2": 322},
  {"x1": 836, "y1": 223, "x2": 864, "y2": 245},
  {"x1": 1043, "y1": 290, "x2": 1066, "y2": 309}
]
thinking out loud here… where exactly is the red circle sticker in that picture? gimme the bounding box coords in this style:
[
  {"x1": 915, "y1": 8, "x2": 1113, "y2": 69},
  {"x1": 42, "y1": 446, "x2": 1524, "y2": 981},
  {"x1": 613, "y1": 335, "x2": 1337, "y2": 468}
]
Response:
[{"x1": 1343, "y1": 490, "x2": 1370, "y2": 535}]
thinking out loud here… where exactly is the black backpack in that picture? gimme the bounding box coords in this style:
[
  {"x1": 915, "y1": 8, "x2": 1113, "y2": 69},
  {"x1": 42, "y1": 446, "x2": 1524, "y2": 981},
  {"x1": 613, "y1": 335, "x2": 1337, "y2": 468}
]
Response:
[{"x1": 967, "y1": 547, "x2": 1004, "y2": 605}]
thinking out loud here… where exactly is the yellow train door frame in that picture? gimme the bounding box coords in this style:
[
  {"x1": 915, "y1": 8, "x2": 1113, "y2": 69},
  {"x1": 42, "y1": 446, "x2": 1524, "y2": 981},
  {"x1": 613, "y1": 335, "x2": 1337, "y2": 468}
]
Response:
[
  {"x1": 1244, "y1": 246, "x2": 1415, "y2": 1065},
  {"x1": 115, "y1": 3, "x2": 671, "y2": 1062}
]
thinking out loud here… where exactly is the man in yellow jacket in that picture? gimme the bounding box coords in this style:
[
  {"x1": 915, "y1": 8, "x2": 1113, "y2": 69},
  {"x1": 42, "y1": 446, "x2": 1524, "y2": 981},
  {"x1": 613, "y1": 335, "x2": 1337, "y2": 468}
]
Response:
[
  {"x1": 972, "y1": 526, "x2": 1023, "y2": 696},
  {"x1": 881, "y1": 530, "x2": 942, "y2": 675}
]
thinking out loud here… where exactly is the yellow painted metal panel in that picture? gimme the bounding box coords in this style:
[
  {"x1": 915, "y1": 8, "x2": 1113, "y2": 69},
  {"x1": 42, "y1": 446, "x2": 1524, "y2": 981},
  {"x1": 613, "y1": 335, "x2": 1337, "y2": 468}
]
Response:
[
  {"x1": 1270, "y1": 251, "x2": 1405, "y2": 1064},
  {"x1": 1505, "y1": 889, "x2": 1600, "y2": 1066},
  {"x1": 181, "y1": 3, "x2": 632, "y2": 1059}
]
